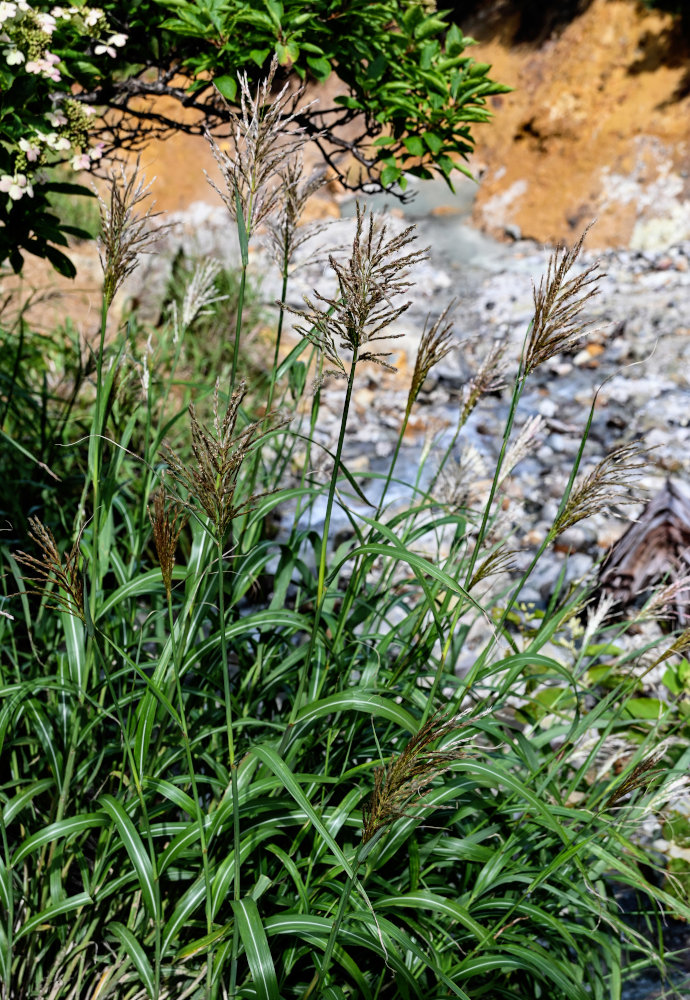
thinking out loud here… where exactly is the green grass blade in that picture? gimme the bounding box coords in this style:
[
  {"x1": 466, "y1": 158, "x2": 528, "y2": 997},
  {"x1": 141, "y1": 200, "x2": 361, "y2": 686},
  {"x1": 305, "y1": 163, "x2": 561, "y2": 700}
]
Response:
[
  {"x1": 294, "y1": 692, "x2": 418, "y2": 735},
  {"x1": 231, "y1": 897, "x2": 279, "y2": 1000},
  {"x1": 12, "y1": 814, "x2": 107, "y2": 865},
  {"x1": 99, "y1": 795, "x2": 159, "y2": 921},
  {"x1": 110, "y1": 921, "x2": 155, "y2": 1000},
  {"x1": 161, "y1": 876, "x2": 205, "y2": 956},
  {"x1": 15, "y1": 892, "x2": 92, "y2": 941}
]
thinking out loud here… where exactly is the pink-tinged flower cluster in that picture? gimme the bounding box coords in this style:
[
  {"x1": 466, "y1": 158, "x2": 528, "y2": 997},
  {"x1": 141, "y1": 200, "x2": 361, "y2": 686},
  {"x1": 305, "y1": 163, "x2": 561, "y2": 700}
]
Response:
[
  {"x1": 71, "y1": 143, "x2": 102, "y2": 170},
  {"x1": 1, "y1": 1, "x2": 126, "y2": 198},
  {"x1": 19, "y1": 137, "x2": 40, "y2": 161},
  {"x1": 25, "y1": 50, "x2": 60, "y2": 81},
  {"x1": 0, "y1": 172, "x2": 34, "y2": 200}
]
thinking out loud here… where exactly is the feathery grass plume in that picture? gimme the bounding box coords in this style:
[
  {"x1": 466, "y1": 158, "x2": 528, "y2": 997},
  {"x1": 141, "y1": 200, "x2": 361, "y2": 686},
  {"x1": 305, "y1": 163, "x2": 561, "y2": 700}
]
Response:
[
  {"x1": 469, "y1": 546, "x2": 516, "y2": 591},
  {"x1": 435, "y1": 444, "x2": 487, "y2": 509},
  {"x1": 405, "y1": 302, "x2": 455, "y2": 418},
  {"x1": 605, "y1": 748, "x2": 665, "y2": 810},
  {"x1": 164, "y1": 379, "x2": 288, "y2": 540},
  {"x1": 640, "y1": 627, "x2": 690, "y2": 680},
  {"x1": 15, "y1": 517, "x2": 84, "y2": 620},
  {"x1": 522, "y1": 224, "x2": 600, "y2": 376},
  {"x1": 148, "y1": 482, "x2": 188, "y2": 600},
  {"x1": 635, "y1": 574, "x2": 690, "y2": 625},
  {"x1": 97, "y1": 158, "x2": 165, "y2": 310},
  {"x1": 499, "y1": 414, "x2": 545, "y2": 487},
  {"x1": 265, "y1": 156, "x2": 330, "y2": 271},
  {"x1": 460, "y1": 340, "x2": 507, "y2": 427},
  {"x1": 171, "y1": 259, "x2": 227, "y2": 343},
  {"x1": 552, "y1": 441, "x2": 648, "y2": 536},
  {"x1": 580, "y1": 594, "x2": 618, "y2": 651},
  {"x1": 290, "y1": 204, "x2": 428, "y2": 376},
  {"x1": 205, "y1": 58, "x2": 315, "y2": 239},
  {"x1": 362, "y1": 713, "x2": 479, "y2": 844}
]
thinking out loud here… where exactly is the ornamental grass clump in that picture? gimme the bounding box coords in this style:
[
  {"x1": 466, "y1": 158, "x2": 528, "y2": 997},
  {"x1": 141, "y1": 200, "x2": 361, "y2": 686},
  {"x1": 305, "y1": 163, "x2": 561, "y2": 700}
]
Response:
[{"x1": 4, "y1": 65, "x2": 690, "y2": 1000}]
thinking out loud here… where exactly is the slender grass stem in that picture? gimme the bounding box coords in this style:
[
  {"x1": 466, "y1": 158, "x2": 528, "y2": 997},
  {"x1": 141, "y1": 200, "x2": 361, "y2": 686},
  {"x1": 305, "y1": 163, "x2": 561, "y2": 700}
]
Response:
[
  {"x1": 167, "y1": 596, "x2": 214, "y2": 999},
  {"x1": 290, "y1": 356, "x2": 357, "y2": 723},
  {"x1": 215, "y1": 535, "x2": 242, "y2": 995},
  {"x1": 231, "y1": 263, "x2": 247, "y2": 390},
  {"x1": 266, "y1": 266, "x2": 289, "y2": 418}
]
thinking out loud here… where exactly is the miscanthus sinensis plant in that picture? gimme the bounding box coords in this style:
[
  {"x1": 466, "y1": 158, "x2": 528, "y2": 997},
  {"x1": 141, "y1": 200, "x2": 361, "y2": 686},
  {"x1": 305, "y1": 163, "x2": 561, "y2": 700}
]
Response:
[{"x1": 2, "y1": 68, "x2": 690, "y2": 1000}]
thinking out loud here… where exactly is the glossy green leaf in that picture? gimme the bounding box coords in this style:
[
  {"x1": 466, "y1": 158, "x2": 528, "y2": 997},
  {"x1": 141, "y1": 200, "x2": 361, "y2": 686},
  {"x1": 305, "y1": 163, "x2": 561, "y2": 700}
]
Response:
[
  {"x1": 99, "y1": 796, "x2": 159, "y2": 921},
  {"x1": 231, "y1": 897, "x2": 278, "y2": 1000},
  {"x1": 110, "y1": 923, "x2": 155, "y2": 999}
]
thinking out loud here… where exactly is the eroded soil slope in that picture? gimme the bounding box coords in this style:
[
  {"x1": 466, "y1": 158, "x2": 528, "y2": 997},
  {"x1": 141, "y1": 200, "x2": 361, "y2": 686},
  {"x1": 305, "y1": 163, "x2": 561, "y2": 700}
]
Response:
[{"x1": 462, "y1": 0, "x2": 690, "y2": 248}]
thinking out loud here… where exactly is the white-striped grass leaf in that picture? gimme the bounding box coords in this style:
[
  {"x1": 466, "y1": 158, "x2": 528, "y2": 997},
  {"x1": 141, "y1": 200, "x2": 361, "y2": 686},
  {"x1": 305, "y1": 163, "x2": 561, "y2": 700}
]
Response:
[
  {"x1": 3, "y1": 778, "x2": 54, "y2": 826},
  {"x1": 12, "y1": 813, "x2": 107, "y2": 865},
  {"x1": 293, "y1": 692, "x2": 417, "y2": 735},
  {"x1": 458, "y1": 944, "x2": 589, "y2": 1000},
  {"x1": 265, "y1": 845, "x2": 309, "y2": 912},
  {"x1": 132, "y1": 571, "x2": 241, "y2": 773},
  {"x1": 158, "y1": 823, "x2": 206, "y2": 876},
  {"x1": 109, "y1": 922, "x2": 155, "y2": 1000},
  {"x1": 24, "y1": 700, "x2": 62, "y2": 791},
  {"x1": 99, "y1": 795, "x2": 159, "y2": 921},
  {"x1": 472, "y1": 897, "x2": 580, "y2": 951},
  {"x1": 109, "y1": 545, "x2": 128, "y2": 588},
  {"x1": 0, "y1": 684, "x2": 26, "y2": 755},
  {"x1": 161, "y1": 876, "x2": 205, "y2": 956},
  {"x1": 14, "y1": 891, "x2": 92, "y2": 942},
  {"x1": 0, "y1": 917, "x2": 10, "y2": 986},
  {"x1": 263, "y1": 914, "x2": 330, "y2": 936},
  {"x1": 332, "y1": 922, "x2": 421, "y2": 994},
  {"x1": 309, "y1": 787, "x2": 363, "y2": 868},
  {"x1": 176, "y1": 922, "x2": 231, "y2": 960},
  {"x1": 263, "y1": 917, "x2": 372, "y2": 1000},
  {"x1": 0, "y1": 857, "x2": 12, "y2": 914},
  {"x1": 182, "y1": 609, "x2": 310, "y2": 674},
  {"x1": 377, "y1": 891, "x2": 485, "y2": 941},
  {"x1": 211, "y1": 825, "x2": 278, "y2": 918},
  {"x1": 244, "y1": 488, "x2": 317, "y2": 533},
  {"x1": 250, "y1": 745, "x2": 356, "y2": 880},
  {"x1": 60, "y1": 610, "x2": 86, "y2": 693},
  {"x1": 352, "y1": 912, "x2": 470, "y2": 999},
  {"x1": 451, "y1": 759, "x2": 571, "y2": 839},
  {"x1": 377, "y1": 779, "x2": 475, "y2": 865},
  {"x1": 231, "y1": 898, "x2": 279, "y2": 1000},
  {"x1": 145, "y1": 778, "x2": 199, "y2": 821},
  {"x1": 95, "y1": 567, "x2": 185, "y2": 621}
]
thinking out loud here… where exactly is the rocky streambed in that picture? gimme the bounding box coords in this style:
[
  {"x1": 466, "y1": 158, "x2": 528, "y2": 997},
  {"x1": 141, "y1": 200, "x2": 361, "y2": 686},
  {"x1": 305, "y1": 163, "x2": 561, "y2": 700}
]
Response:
[{"x1": 147, "y1": 179, "x2": 690, "y2": 623}]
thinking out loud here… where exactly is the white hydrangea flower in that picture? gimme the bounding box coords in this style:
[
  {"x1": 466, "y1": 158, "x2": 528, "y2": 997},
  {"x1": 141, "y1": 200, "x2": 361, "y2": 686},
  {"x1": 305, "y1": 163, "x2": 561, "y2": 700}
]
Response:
[
  {"x1": 0, "y1": 173, "x2": 34, "y2": 200},
  {"x1": 44, "y1": 131, "x2": 70, "y2": 150},
  {"x1": 71, "y1": 151, "x2": 90, "y2": 170},
  {"x1": 19, "y1": 137, "x2": 40, "y2": 161},
  {"x1": 0, "y1": 3, "x2": 18, "y2": 25},
  {"x1": 35, "y1": 11, "x2": 56, "y2": 33},
  {"x1": 46, "y1": 109, "x2": 67, "y2": 127},
  {"x1": 94, "y1": 33, "x2": 126, "y2": 57},
  {"x1": 83, "y1": 7, "x2": 103, "y2": 26},
  {"x1": 4, "y1": 46, "x2": 24, "y2": 64}
]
